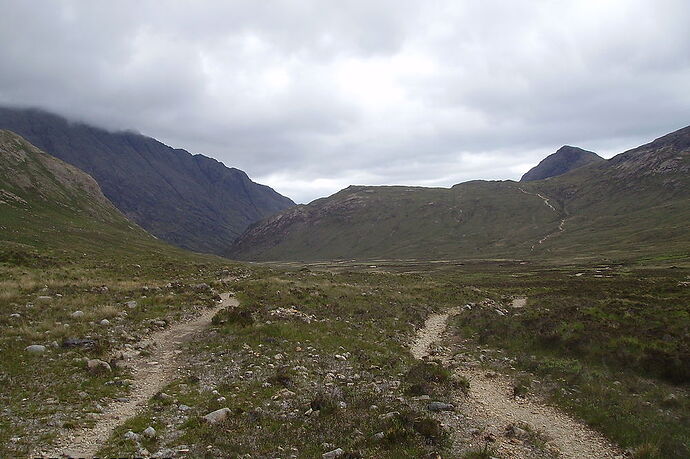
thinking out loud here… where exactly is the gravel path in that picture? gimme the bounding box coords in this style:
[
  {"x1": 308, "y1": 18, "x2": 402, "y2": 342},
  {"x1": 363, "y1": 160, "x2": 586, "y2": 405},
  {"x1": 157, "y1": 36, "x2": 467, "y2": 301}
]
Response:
[
  {"x1": 37, "y1": 292, "x2": 237, "y2": 458},
  {"x1": 411, "y1": 307, "x2": 624, "y2": 459},
  {"x1": 410, "y1": 307, "x2": 461, "y2": 359},
  {"x1": 465, "y1": 369, "x2": 622, "y2": 458}
]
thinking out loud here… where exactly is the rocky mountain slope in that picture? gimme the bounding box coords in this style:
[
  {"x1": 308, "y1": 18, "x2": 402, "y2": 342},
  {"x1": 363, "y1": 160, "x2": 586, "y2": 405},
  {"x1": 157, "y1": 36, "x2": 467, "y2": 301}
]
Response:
[
  {"x1": 520, "y1": 145, "x2": 603, "y2": 181},
  {"x1": 230, "y1": 126, "x2": 690, "y2": 261},
  {"x1": 0, "y1": 107, "x2": 294, "y2": 254},
  {"x1": 0, "y1": 129, "x2": 169, "y2": 259}
]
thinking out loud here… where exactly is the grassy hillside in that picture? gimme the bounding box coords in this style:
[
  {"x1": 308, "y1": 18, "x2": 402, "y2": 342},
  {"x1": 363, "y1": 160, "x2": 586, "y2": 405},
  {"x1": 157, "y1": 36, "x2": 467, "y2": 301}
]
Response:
[
  {"x1": 0, "y1": 131, "x2": 236, "y2": 455},
  {"x1": 230, "y1": 126, "x2": 690, "y2": 262},
  {"x1": 230, "y1": 182, "x2": 563, "y2": 261},
  {"x1": 0, "y1": 129, "x2": 175, "y2": 263},
  {"x1": 531, "y1": 127, "x2": 690, "y2": 260}
]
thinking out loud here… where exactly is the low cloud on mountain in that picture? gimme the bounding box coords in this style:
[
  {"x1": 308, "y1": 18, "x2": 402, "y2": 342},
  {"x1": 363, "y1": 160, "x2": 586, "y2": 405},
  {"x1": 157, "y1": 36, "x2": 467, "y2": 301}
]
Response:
[{"x1": 1, "y1": 0, "x2": 689, "y2": 202}]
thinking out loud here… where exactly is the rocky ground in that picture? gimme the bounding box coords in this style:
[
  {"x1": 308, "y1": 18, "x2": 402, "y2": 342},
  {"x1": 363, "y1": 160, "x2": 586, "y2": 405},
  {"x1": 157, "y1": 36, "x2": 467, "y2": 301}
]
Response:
[{"x1": 2, "y1": 261, "x2": 687, "y2": 458}]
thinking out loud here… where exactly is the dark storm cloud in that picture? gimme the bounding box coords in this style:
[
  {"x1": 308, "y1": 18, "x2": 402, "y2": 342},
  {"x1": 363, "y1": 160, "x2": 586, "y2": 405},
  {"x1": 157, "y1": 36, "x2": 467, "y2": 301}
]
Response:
[{"x1": 1, "y1": 0, "x2": 689, "y2": 202}]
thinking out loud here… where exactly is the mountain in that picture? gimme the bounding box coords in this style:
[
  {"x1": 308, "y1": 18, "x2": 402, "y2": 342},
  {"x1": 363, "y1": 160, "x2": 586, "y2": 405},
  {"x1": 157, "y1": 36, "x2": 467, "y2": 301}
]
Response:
[
  {"x1": 520, "y1": 145, "x2": 603, "y2": 181},
  {"x1": 230, "y1": 126, "x2": 690, "y2": 261},
  {"x1": 0, "y1": 107, "x2": 294, "y2": 254},
  {"x1": 0, "y1": 129, "x2": 167, "y2": 260},
  {"x1": 229, "y1": 182, "x2": 562, "y2": 261}
]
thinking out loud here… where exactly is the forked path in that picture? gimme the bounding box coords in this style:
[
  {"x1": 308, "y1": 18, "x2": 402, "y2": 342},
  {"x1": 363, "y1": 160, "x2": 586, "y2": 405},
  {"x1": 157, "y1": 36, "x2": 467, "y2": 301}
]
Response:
[
  {"x1": 38, "y1": 293, "x2": 237, "y2": 458},
  {"x1": 411, "y1": 308, "x2": 623, "y2": 459}
]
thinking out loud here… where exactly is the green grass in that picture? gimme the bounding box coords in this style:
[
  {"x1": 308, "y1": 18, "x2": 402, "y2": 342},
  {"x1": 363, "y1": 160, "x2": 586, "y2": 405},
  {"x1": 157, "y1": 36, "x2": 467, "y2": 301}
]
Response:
[
  {"x1": 230, "y1": 134, "x2": 690, "y2": 264},
  {"x1": 447, "y1": 263, "x2": 690, "y2": 458}
]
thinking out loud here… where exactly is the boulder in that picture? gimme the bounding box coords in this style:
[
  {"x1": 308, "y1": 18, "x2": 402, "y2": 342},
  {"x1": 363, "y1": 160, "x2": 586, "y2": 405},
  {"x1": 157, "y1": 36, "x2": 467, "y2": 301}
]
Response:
[
  {"x1": 427, "y1": 401, "x2": 455, "y2": 412},
  {"x1": 86, "y1": 359, "x2": 112, "y2": 374},
  {"x1": 203, "y1": 407, "x2": 231, "y2": 424},
  {"x1": 25, "y1": 344, "x2": 46, "y2": 354},
  {"x1": 322, "y1": 448, "x2": 344, "y2": 459}
]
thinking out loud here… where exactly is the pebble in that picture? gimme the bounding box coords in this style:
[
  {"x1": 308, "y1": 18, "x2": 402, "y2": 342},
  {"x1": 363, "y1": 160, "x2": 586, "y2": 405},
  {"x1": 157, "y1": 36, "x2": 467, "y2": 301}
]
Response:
[
  {"x1": 99, "y1": 319, "x2": 110, "y2": 326},
  {"x1": 142, "y1": 426, "x2": 156, "y2": 438},
  {"x1": 86, "y1": 359, "x2": 112, "y2": 374},
  {"x1": 71, "y1": 311, "x2": 85, "y2": 319}
]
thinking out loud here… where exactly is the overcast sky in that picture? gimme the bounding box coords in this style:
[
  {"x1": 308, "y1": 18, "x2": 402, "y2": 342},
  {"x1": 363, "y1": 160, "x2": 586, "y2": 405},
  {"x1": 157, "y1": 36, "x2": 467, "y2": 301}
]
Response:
[{"x1": 1, "y1": 1, "x2": 689, "y2": 203}]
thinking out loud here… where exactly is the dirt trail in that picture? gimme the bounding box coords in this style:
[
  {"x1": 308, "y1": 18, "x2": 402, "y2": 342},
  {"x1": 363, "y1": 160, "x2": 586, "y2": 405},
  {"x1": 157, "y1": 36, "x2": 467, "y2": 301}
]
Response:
[
  {"x1": 410, "y1": 308, "x2": 623, "y2": 459},
  {"x1": 410, "y1": 307, "x2": 462, "y2": 359},
  {"x1": 517, "y1": 187, "x2": 568, "y2": 250},
  {"x1": 38, "y1": 293, "x2": 237, "y2": 458},
  {"x1": 518, "y1": 187, "x2": 557, "y2": 213}
]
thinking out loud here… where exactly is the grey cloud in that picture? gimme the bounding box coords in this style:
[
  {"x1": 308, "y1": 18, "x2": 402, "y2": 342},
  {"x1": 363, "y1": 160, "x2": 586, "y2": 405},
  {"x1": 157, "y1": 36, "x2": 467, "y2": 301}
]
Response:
[{"x1": 0, "y1": 0, "x2": 689, "y2": 204}]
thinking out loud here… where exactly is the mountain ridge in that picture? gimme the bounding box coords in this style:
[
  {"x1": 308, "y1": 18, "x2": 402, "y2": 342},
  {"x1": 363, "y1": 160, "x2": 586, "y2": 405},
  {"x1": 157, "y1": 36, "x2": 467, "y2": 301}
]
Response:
[
  {"x1": 0, "y1": 107, "x2": 295, "y2": 254},
  {"x1": 230, "y1": 125, "x2": 690, "y2": 261}
]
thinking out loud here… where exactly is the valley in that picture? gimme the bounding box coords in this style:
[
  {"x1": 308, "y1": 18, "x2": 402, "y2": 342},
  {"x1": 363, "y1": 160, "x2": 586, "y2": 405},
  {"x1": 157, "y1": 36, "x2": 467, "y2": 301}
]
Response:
[
  {"x1": 0, "y1": 130, "x2": 688, "y2": 458},
  {"x1": 2, "y1": 3, "x2": 688, "y2": 458}
]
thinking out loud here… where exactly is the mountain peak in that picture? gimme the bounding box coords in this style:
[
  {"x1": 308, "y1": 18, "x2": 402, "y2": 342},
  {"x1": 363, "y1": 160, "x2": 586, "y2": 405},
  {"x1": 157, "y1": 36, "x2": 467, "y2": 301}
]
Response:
[{"x1": 520, "y1": 145, "x2": 603, "y2": 182}]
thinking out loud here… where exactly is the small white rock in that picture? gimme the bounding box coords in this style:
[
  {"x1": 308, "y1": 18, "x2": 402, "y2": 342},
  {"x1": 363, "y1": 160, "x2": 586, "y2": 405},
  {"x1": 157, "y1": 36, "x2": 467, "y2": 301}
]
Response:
[
  {"x1": 322, "y1": 448, "x2": 344, "y2": 459},
  {"x1": 25, "y1": 344, "x2": 46, "y2": 354},
  {"x1": 203, "y1": 407, "x2": 231, "y2": 424}
]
